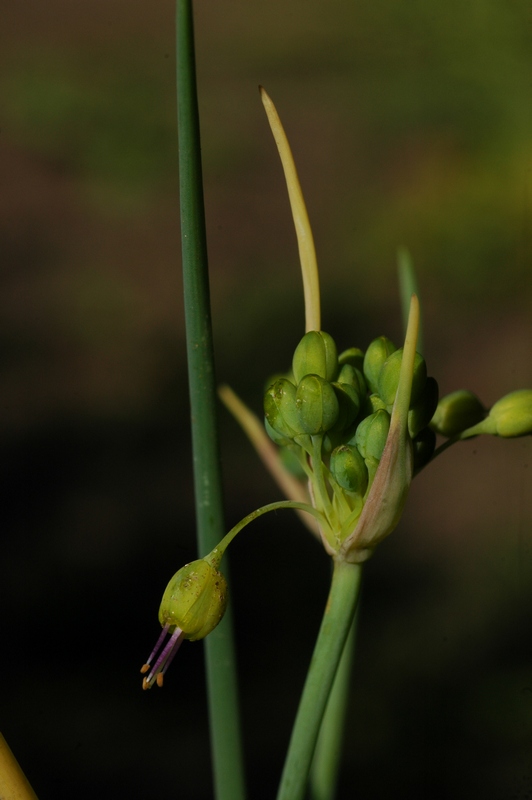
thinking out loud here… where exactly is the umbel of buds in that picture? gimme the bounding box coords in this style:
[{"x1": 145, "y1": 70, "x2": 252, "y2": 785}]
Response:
[
  {"x1": 263, "y1": 294, "x2": 431, "y2": 563},
  {"x1": 259, "y1": 294, "x2": 532, "y2": 565}
]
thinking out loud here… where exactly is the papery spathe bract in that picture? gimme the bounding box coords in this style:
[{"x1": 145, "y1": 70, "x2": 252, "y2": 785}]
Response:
[{"x1": 338, "y1": 294, "x2": 419, "y2": 562}]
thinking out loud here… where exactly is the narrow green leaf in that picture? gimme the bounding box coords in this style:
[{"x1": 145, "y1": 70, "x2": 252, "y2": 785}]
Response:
[{"x1": 176, "y1": 3, "x2": 245, "y2": 798}]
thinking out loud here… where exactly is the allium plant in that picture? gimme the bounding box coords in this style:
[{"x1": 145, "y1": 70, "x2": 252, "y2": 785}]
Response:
[{"x1": 140, "y1": 4, "x2": 532, "y2": 800}]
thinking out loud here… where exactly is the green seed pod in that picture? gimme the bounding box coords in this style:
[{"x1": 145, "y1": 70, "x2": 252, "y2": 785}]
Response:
[
  {"x1": 354, "y1": 408, "x2": 391, "y2": 462},
  {"x1": 486, "y1": 389, "x2": 532, "y2": 437},
  {"x1": 338, "y1": 347, "x2": 365, "y2": 373},
  {"x1": 296, "y1": 374, "x2": 340, "y2": 435},
  {"x1": 292, "y1": 331, "x2": 338, "y2": 385},
  {"x1": 408, "y1": 376, "x2": 439, "y2": 438},
  {"x1": 363, "y1": 336, "x2": 397, "y2": 394},
  {"x1": 159, "y1": 559, "x2": 228, "y2": 641},
  {"x1": 430, "y1": 389, "x2": 485, "y2": 437},
  {"x1": 264, "y1": 378, "x2": 303, "y2": 439},
  {"x1": 378, "y1": 348, "x2": 427, "y2": 409},
  {"x1": 330, "y1": 444, "x2": 369, "y2": 495},
  {"x1": 412, "y1": 427, "x2": 436, "y2": 471}
]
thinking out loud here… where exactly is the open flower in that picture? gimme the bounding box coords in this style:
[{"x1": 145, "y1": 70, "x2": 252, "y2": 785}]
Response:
[{"x1": 141, "y1": 558, "x2": 228, "y2": 689}]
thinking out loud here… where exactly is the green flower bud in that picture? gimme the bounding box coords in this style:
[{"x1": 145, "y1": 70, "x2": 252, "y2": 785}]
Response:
[
  {"x1": 463, "y1": 389, "x2": 532, "y2": 438},
  {"x1": 338, "y1": 363, "x2": 367, "y2": 396},
  {"x1": 338, "y1": 347, "x2": 365, "y2": 373},
  {"x1": 279, "y1": 446, "x2": 308, "y2": 480},
  {"x1": 292, "y1": 331, "x2": 338, "y2": 384},
  {"x1": 430, "y1": 389, "x2": 485, "y2": 437},
  {"x1": 264, "y1": 378, "x2": 303, "y2": 439},
  {"x1": 158, "y1": 559, "x2": 228, "y2": 641},
  {"x1": 264, "y1": 417, "x2": 293, "y2": 447},
  {"x1": 296, "y1": 374, "x2": 340, "y2": 435},
  {"x1": 331, "y1": 381, "x2": 361, "y2": 431},
  {"x1": 408, "y1": 376, "x2": 439, "y2": 438},
  {"x1": 363, "y1": 336, "x2": 397, "y2": 393},
  {"x1": 324, "y1": 381, "x2": 361, "y2": 451},
  {"x1": 264, "y1": 371, "x2": 292, "y2": 393},
  {"x1": 368, "y1": 393, "x2": 387, "y2": 413},
  {"x1": 354, "y1": 409, "x2": 391, "y2": 462},
  {"x1": 330, "y1": 444, "x2": 368, "y2": 495},
  {"x1": 412, "y1": 427, "x2": 436, "y2": 471},
  {"x1": 378, "y1": 348, "x2": 427, "y2": 409}
]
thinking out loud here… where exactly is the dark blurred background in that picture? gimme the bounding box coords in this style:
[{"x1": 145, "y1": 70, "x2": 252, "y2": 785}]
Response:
[{"x1": 1, "y1": 1, "x2": 532, "y2": 797}]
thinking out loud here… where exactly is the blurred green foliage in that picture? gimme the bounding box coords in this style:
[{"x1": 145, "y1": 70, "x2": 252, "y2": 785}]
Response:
[
  {"x1": 1, "y1": 1, "x2": 531, "y2": 798},
  {"x1": 2, "y1": 53, "x2": 178, "y2": 213}
]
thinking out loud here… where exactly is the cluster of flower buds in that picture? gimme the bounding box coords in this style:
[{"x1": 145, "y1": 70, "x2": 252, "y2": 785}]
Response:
[
  {"x1": 263, "y1": 322, "x2": 532, "y2": 565},
  {"x1": 263, "y1": 308, "x2": 438, "y2": 562}
]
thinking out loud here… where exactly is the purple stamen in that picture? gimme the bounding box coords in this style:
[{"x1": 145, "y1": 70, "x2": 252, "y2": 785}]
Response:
[
  {"x1": 160, "y1": 632, "x2": 185, "y2": 676},
  {"x1": 144, "y1": 623, "x2": 170, "y2": 666},
  {"x1": 141, "y1": 626, "x2": 185, "y2": 689}
]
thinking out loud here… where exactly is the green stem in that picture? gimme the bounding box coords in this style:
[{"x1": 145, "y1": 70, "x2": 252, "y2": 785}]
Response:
[
  {"x1": 311, "y1": 435, "x2": 334, "y2": 520},
  {"x1": 276, "y1": 559, "x2": 362, "y2": 800},
  {"x1": 417, "y1": 433, "x2": 460, "y2": 473},
  {"x1": 176, "y1": 3, "x2": 245, "y2": 798},
  {"x1": 310, "y1": 614, "x2": 358, "y2": 800},
  {"x1": 207, "y1": 500, "x2": 327, "y2": 566}
]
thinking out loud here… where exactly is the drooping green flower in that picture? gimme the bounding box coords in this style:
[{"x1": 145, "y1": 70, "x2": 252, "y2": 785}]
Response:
[{"x1": 141, "y1": 557, "x2": 228, "y2": 689}]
